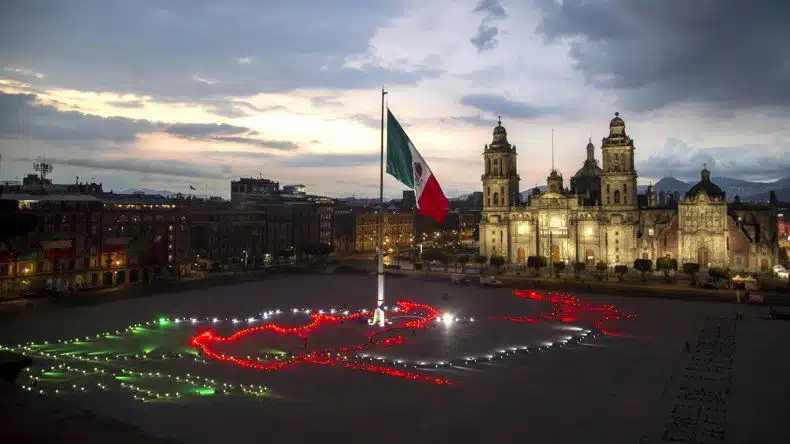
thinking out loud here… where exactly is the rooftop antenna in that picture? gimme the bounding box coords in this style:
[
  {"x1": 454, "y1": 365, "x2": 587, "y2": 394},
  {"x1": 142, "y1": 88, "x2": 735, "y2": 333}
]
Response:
[{"x1": 33, "y1": 159, "x2": 54, "y2": 182}]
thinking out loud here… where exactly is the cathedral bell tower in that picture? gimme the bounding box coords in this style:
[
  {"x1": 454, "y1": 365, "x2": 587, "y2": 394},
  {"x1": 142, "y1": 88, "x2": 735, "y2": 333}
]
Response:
[
  {"x1": 482, "y1": 117, "x2": 520, "y2": 208},
  {"x1": 600, "y1": 112, "x2": 638, "y2": 208},
  {"x1": 480, "y1": 117, "x2": 520, "y2": 260}
]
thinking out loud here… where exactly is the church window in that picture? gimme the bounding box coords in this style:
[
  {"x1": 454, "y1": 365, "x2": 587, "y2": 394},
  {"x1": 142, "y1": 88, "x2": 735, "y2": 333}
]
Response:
[
  {"x1": 487, "y1": 198, "x2": 491, "y2": 206},
  {"x1": 726, "y1": 236, "x2": 730, "y2": 251},
  {"x1": 485, "y1": 158, "x2": 490, "y2": 174},
  {"x1": 648, "y1": 228, "x2": 654, "y2": 236},
  {"x1": 607, "y1": 184, "x2": 610, "y2": 193},
  {"x1": 614, "y1": 190, "x2": 621, "y2": 204},
  {"x1": 493, "y1": 192, "x2": 499, "y2": 206}
]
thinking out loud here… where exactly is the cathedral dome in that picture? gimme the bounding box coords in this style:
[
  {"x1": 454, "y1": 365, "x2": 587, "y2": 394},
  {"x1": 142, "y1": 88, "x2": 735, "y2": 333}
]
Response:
[
  {"x1": 686, "y1": 166, "x2": 725, "y2": 200},
  {"x1": 574, "y1": 162, "x2": 604, "y2": 178},
  {"x1": 574, "y1": 138, "x2": 603, "y2": 178},
  {"x1": 493, "y1": 117, "x2": 507, "y2": 137},
  {"x1": 610, "y1": 112, "x2": 625, "y2": 129},
  {"x1": 488, "y1": 116, "x2": 512, "y2": 150}
]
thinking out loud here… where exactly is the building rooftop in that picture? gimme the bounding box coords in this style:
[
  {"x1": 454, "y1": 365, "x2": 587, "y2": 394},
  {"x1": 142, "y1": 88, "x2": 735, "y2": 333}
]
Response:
[{"x1": 0, "y1": 193, "x2": 100, "y2": 202}]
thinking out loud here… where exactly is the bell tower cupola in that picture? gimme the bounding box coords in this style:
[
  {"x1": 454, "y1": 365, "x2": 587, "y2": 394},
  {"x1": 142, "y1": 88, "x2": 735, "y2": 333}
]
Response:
[
  {"x1": 600, "y1": 112, "x2": 638, "y2": 208},
  {"x1": 482, "y1": 117, "x2": 520, "y2": 208}
]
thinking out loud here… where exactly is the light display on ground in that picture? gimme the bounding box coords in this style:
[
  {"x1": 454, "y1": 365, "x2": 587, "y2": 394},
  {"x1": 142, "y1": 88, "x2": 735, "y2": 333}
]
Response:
[{"x1": 3, "y1": 291, "x2": 636, "y2": 399}]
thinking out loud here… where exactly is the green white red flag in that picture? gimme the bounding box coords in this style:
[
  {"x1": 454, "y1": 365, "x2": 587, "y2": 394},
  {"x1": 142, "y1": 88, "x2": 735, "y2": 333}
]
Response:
[{"x1": 386, "y1": 109, "x2": 449, "y2": 223}]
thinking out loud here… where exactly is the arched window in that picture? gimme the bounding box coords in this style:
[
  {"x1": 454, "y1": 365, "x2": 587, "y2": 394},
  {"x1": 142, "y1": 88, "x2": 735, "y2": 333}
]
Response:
[
  {"x1": 485, "y1": 158, "x2": 490, "y2": 175},
  {"x1": 614, "y1": 190, "x2": 621, "y2": 204},
  {"x1": 493, "y1": 192, "x2": 499, "y2": 206}
]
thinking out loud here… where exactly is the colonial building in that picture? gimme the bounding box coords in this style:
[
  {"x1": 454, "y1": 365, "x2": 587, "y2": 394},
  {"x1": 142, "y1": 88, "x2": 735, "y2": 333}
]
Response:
[{"x1": 479, "y1": 114, "x2": 779, "y2": 271}]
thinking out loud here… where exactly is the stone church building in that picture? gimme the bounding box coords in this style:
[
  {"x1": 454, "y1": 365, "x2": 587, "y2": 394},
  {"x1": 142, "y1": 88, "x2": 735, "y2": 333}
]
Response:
[{"x1": 479, "y1": 113, "x2": 779, "y2": 271}]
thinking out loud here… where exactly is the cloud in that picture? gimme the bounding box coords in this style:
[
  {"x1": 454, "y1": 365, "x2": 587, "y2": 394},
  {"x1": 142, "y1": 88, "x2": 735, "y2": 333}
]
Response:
[
  {"x1": 4, "y1": 66, "x2": 45, "y2": 79},
  {"x1": 279, "y1": 153, "x2": 379, "y2": 168},
  {"x1": 0, "y1": 91, "x2": 300, "y2": 151},
  {"x1": 460, "y1": 94, "x2": 557, "y2": 119},
  {"x1": 310, "y1": 96, "x2": 344, "y2": 108},
  {"x1": 346, "y1": 113, "x2": 380, "y2": 129},
  {"x1": 470, "y1": 0, "x2": 507, "y2": 52},
  {"x1": 444, "y1": 115, "x2": 495, "y2": 127},
  {"x1": 0, "y1": 91, "x2": 157, "y2": 143},
  {"x1": 473, "y1": 0, "x2": 507, "y2": 19},
  {"x1": 107, "y1": 100, "x2": 144, "y2": 108},
  {"x1": 534, "y1": 0, "x2": 790, "y2": 111},
  {"x1": 164, "y1": 123, "x2": 251, "y2": 138},
  {"x1": 636, "y1": 137, "x2": 790, "y2": 181},
  {"x1": 0, "y1": 1, "x2": 442, "y2": 101},
  {"x1": 210, "y1": 136, "x2": 298, "y2": 151},
  {"x1": 11, "y1": 155, "x2": 232, "y2": 179}
]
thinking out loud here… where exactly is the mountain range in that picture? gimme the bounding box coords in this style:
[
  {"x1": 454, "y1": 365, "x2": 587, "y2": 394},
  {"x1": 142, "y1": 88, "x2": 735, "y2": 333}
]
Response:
[
  {"x1": 636, "y1": 177, "x2": 790, "y2": 202},
  {"x1": 119, "y1": 177, "x2": 790, "y2": 204},
  {"x1": 119, "y1": 188, "x2": 180, "y2": 196}
]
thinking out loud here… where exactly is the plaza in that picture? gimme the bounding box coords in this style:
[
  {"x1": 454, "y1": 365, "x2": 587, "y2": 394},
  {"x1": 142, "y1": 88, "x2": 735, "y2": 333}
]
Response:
[{"x1": 2, "y1": 273, "x2": 789, "y2": 443}]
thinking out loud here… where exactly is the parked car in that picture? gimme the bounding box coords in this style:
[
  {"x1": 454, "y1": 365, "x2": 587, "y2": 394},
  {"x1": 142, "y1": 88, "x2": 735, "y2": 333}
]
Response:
[
  {"x1": 480, "y1": 275, "x2": 503, "y2": 287},
  {"x1": 450, "y1": 274, "x2": 471, "y2": 285}
]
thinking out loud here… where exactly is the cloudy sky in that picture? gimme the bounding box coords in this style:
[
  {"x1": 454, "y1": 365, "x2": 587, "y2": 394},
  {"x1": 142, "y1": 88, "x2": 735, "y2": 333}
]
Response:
[{"x1": 1, "y1": 0, "x2": 788, "y2": 198}]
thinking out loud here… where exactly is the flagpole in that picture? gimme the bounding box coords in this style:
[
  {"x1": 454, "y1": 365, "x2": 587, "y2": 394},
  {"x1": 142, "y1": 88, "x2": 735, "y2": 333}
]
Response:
[{"x1": 373, "y1": 87, "x2": 388, "y2": 327}]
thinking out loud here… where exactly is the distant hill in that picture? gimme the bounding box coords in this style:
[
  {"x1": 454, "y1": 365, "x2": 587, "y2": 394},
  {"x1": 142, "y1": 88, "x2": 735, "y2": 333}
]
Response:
[
  {"x1": 520, "y1": 186, "x2": 547, "y2": 200},
  {"x1": 635, "y1": 176, "x2": 790, "y2": 202},
  {"x1": 119, "y1": 188, "x2": 179, "y2": 196},
  {"x1": 743, "y1": 187, "x2": 790, "y2": 203}
]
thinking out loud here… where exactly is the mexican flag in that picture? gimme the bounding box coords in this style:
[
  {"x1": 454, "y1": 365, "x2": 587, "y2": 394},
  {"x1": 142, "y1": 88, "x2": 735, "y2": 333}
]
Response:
[{"x1": 386, "y1": 109, "x2": 449, "y2": 223}]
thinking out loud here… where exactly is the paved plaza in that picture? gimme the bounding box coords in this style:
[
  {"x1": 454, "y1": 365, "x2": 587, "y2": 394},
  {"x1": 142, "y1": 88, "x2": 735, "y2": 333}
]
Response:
[{"x1": 1, "y1": 274, "x2": 789, "y2": 443}]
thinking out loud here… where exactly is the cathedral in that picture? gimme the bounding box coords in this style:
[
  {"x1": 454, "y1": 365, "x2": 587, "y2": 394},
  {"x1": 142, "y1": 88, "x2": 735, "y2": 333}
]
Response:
[{"x1": 479, "y1": 113, "x2": 779, "y2": 272}]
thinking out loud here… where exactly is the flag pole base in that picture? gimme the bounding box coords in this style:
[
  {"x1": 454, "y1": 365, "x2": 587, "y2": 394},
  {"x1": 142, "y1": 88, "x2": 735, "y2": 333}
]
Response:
[{"x1": 369, "y1": 307, "x2": 387, "y2": 327}]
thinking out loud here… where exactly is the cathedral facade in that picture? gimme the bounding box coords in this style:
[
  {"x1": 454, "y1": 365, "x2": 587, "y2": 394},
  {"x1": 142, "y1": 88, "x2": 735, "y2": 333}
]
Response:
[{"x1": 479, "y1": 114, "x2": 779, "y2": 272}]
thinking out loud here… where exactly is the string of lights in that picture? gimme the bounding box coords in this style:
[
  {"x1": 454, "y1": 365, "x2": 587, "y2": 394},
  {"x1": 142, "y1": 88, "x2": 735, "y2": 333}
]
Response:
[{"x1": 5, "y1": 291, "x2": 636, "y2": 398}]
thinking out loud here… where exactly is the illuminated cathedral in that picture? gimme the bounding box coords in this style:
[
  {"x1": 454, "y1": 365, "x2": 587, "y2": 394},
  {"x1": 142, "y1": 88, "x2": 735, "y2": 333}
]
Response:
[{"x1": 479, "y1": 113, "x2": 779, "y2": 272}]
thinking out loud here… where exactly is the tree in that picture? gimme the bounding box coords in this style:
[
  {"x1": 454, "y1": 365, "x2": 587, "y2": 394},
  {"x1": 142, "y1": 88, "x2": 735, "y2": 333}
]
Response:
[
  {"x1": 422, "y1": 250, "x2": 441, "y2": 271},
  {"x1": 552, "y1": 261, "x2": 566, "y2": 278},
  {"x1": 708, "y1": 267, "x2": 729, "y2": 287},
  {"x1": 655, "y1": 257, "x2": 677, "y2": 283},
  {"x1": 527, "y1": 255, "x2": 547, "y2": 276},
  {"x1": 474, "y1": 254, "x2": 487, "y2": 272},
  {"x1": 457, "y1": 254, "x2": 470, "y2": 273},
  {"x1": 632, "y1": 259, "x2": 652, "y2": 283},
  {"x1": 439, "y1": 253, "x2": 452, "y2": 272},
  {"x1": 614, "y1": 264, "x2": 628, "y2": 282},
  {"x1": 595, "y1": 261, "x2": 608, "y2": 281},
  {"x1": 490, "y1": 255, "x2": 506, "y2": 273},
  {"x1": 682, "y1": 262, "x2": 700, "y2": 286},
  {"x1": 573, "y1": 261, "x2": 586, "y2": 279}
]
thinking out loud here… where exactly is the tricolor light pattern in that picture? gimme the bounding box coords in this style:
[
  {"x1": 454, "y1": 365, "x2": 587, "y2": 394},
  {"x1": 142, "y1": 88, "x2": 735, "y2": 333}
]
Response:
[{"x1": 4, "y1": 291, "x2": 636, "y2": 400}]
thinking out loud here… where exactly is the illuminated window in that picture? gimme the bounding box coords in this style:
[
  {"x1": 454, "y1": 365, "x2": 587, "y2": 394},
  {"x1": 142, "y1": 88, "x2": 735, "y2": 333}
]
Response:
[{"x1": 648, "y1": 228, "x2": 655, "y2": 236}]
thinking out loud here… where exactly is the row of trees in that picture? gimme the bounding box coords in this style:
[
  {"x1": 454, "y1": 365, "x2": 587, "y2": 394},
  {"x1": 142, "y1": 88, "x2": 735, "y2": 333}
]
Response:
[
  {"x1": 415, "y1": 251, "x2": 723, "y2": 287},
  {"x1": 420, "y1": 251, "x2": 491, "y2": 272},
  {"x1": 498, "y1": 254, "x2": 717, "y2": 286}
]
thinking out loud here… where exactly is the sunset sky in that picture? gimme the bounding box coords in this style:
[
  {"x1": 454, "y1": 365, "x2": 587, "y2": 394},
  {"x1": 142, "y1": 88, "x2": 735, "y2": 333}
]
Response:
[{"x1": 1, "y1": 0, "x2": 788, "y2": 198}]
